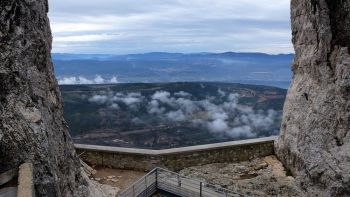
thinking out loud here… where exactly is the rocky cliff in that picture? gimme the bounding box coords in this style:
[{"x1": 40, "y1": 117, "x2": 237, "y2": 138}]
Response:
[
  {"x1": 0, "y1": 1, "x2": 95, "y2": 196},
  {"x1": 276, "y1": 0, "x2": 350, "y2": 196}
]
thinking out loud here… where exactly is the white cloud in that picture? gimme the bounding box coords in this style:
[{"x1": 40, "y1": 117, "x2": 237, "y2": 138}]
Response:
[
  {"x1": 89, "y1": 91, "x2": 144, "y2": 111},
  {"x1": 152, "y1": 91, "x2": 171, "y2": 101},
  {"x1": 218, "y1": 89, "x2": 226, "y2": 97},
  {"x1": 111, "y1": 92, "x2": 143, "y2": 107},
  {"x1": 51, "y1": 22, "x2": 110, "y2": 33},
  {"x1": 57, "y1": 76, "x2": 78, "y2": 85},
  {"x1": 94, "y1": 75, "x2": 104, "y2": 84},
  {"x1": 54, "y1": 34, "x2": 118, "y2": 42},
  {"x1": 176, "y1": 98, "x2": 198, "y2": 114},
  {"x1": 208, "y1": 119, "x2": 229, "y2": 133},
  {"x1": 166, "y1": 110, "x2": 186, "y2": 121},
  {"x1": 148, "y1": 100, "x2": 166, "y2": 114},
  {"x1": 174, "y1": 91, "x2": 192, "y2": 97},
  {"x1": 89, "y1": 95, "x2": 108, "y2": 104},
  {"x1": 151, "y1": 91, "x2": 175, "y2": 106},
  {"x1": 109, "y1": 103, "x2": 120, "y2": 109},
  {"x1": 110, "y1": 76, "x2": 119, "y2": 83},
  {"x1": 227, "y1": 126, "x2": 256, "y2": 138},
  {"x1": 57, "y1": 75, "x2": 118, "y2": 85},
  {"x1": 86, "y1": 89, "x2": 280, "y2": 138}
]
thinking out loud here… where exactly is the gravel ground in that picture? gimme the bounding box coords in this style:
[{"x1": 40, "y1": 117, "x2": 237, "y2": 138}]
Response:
[{"x1": 91, "y1": 167, "x2": 146, "y2": 195}]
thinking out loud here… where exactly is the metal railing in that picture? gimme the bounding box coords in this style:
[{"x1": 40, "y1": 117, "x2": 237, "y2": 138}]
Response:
[{"x1": 119, "y1": 167, "x2": 245, "y2": 197}]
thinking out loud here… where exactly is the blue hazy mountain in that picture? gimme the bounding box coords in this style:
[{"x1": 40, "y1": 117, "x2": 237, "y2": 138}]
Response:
[{"x1": 53, "y1": 52, "x2": 293, "y2": 89}]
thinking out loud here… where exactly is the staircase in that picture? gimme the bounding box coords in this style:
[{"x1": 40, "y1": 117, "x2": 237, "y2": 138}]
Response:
[{"x1": 119, "y1": 167, "x2": 244, "y2": 197}]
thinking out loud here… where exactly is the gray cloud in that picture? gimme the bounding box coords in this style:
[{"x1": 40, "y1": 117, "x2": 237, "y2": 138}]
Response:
[
  {"x1": 174, "y1": 91, "x2": 192, "y2": 97},
  {"x1": 89, "y1": 91, "x2": 144, "y2": 112},
  {"x1": 148, "y1": 100, "x2": 166, "y2": 115},
  {"x1": 208, "y1": 119, "x2": 229, "y2": 133},
  {"x1": 166, "y1": 110, "x2": 187, "y2": 122},
  {"x1": 49, "y1": 0, "x2": 292, "y2": 54},
  {"x1": 112, "y1": 93, "x2": 143, "y2": 105}
]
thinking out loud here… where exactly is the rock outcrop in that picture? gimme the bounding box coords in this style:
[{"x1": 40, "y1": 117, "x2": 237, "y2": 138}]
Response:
[
  {"x1": 276, "y1": 0, "x2": 350, "y2": 196},
  {"x1": 180, "y1": 156, "x2": 304, "y2": 197},
  {"x1": 0, "y1": 1, "x2": 105, "y2": 196}
]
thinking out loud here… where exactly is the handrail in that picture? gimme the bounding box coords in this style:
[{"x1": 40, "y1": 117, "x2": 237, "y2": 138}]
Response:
[
  {"x1": 119, "y1": 167, "x2": 245, "y2": 197},
  {"x1": 120, "y1": 168, "x2": 157, "y2": 196}
]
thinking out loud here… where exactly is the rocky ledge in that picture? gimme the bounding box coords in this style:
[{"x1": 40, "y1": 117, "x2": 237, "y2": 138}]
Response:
[{"x1": 179, "y1": 156, "x2": 305, "y2": 197}]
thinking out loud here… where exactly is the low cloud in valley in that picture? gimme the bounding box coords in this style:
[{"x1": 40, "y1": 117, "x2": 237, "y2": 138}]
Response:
[{"x1": 87, "y1": 89, "x2": 280, "y2": 138}]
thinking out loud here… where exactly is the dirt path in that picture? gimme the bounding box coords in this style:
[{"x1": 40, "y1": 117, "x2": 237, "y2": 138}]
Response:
[{"x1": 91, "y1": 167, "x2": 146, "y2": 195}]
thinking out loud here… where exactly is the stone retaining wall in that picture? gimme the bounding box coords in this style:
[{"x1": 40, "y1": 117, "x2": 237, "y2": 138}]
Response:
[{"x1": 76, "y1": 136, "x2": 277, "y2": 171}]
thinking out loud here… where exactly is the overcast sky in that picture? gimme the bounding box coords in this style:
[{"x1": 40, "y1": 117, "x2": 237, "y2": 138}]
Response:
[{"x1": 49, "y1": 0, "x2": 292, "y2": 54}]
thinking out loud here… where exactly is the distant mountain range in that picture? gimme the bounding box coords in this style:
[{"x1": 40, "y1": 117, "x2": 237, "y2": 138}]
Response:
[{"x1": 52, "y1": 52, "x2": 294, "y2": 89}]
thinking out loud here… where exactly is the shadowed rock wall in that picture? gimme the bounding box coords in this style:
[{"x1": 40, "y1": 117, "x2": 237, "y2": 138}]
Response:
[
  {"x1": 0, "y1": 1, "x2": 90, "y2": 196},
  {"x1": 276, "y1": 0, "x2": 350, "y2": 196}
]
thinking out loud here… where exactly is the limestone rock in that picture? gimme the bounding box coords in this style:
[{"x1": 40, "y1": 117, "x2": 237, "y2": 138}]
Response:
[
  {"x1": 180, "y1": 156, "x2": 303, "y2": 197},
  {"x1": 0, "y1": 1, "x2": 102, "y2": 196},
  {"x1": 84, "y1": 170, "x2": 119, "y2": 197},
  {"x1": 276, "y1": 0, "x2": 350, "y2": 196},
  {"x1": 81, "y1": 161, "x2": 97, "y2": 177}
]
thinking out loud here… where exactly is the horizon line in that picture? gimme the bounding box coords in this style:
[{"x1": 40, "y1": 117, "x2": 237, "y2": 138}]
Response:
[{"x1": 52, "y1": 51, "x2": 295, "y2": 56}]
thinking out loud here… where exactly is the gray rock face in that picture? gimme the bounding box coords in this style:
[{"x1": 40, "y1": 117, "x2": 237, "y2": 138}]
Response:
[
  {"x1": 0, "y1": 1, "x2": 90, "y2": 196},
  {"x1": 276, "y1": 0, "x2": 350, "y2": 196}
]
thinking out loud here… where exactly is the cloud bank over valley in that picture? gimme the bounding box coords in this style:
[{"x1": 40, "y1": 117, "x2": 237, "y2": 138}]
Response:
[
  {"x1": 86, "y1": 89, "x2": 281, "y2": 138},
  {"x1": 61, "y1": 82, "x2": 286, "y2": 148},
  {"x1": 58, "y1": 75, "x2": 119, "y2": 85}
]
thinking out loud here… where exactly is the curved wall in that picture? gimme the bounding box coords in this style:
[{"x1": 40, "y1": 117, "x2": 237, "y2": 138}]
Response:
[{"x1": 76, "y1": 136, "x2": 277, "y2": 171}]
